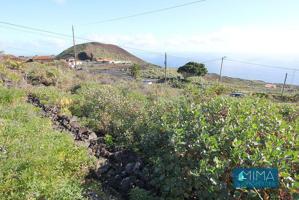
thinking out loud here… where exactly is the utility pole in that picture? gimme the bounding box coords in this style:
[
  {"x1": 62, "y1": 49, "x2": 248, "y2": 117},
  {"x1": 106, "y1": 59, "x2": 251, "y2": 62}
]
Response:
[
  {"x1": 281, "y1": 73, "x2": 288, "y2": 96},
  {"x1": 164, "y1": 52, "x2": 167, "y2": 82},
  {"x1": 219, "y1": 56, "x2": 226, "y2": 82},
  {"x1": 72, "y1": 25, "x2": 77, "y2": 69}
]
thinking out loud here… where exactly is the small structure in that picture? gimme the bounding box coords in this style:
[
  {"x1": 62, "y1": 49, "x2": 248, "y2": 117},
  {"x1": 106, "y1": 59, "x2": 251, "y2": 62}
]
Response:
[
  {"x1": 32, "y1": 56, "x2": 55, "y2": 63},
  {"x1": 96, "y1": 58, "x2": 113, "y2": 64},
  {"x1": 265, "y1": 84, "x2": 277, "y2": 89},
  {"x1": 95, "y1": 58, "x2": 132, "y2": 65},
  {"x1": 66, "y1": 58, "x2": 82, "y2": 68}
]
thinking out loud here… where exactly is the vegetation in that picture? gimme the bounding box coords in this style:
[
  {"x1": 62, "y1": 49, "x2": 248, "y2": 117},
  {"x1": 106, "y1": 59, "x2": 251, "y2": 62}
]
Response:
[
  {"x1": 0, "y1": 86, "x2": 93, "y2": 200},
  {"x1": 56, "y1": 42, "x2": 145, "y2": 64},
  {"x1": 67, "y1": 82, "x2": 298, "y2": 199},
  {"x1": 0, "y1": 59, "x2": 298, "y2": 199},
  {"x1": 178, "y1": 62, "x2": 208, "y2": 78},
  {"x1": 130, "y1": 64, "x2": 141, "y2": 79}
]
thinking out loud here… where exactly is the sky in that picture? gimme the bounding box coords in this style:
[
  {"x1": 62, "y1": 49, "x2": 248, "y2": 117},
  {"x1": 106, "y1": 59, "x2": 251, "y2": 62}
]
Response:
[{"x1": 0, "y1": 0, "x2": 299, "y2": 84}]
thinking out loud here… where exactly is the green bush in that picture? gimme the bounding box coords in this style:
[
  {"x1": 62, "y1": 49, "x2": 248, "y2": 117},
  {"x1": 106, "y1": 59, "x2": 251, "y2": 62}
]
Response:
[
  {"x1": 129, "y1": 187, "x2": 159, "y2": 200},
  {"x1": 4, "y1": 60, "x2": 23, "y2": 70},
  {"x1": 177, "y1": 62, "x2": 208, "y2": 78},
  {"x1": 27, "y1": 67, "x2": 58, "y2": 86},
  {"x1": 130, "y1": 64, "x2": 141, "y2": 79},
  {"x1": 69, "y1": 83, "x2": 147, "y2": 147},
  {"x1": 69, "y1": 83, "x2": 298, "y2": 199}
]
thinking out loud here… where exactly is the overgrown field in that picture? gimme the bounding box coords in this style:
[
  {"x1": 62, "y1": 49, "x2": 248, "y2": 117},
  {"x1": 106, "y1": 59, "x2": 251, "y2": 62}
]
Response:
[
  {"x1": 0, "y1": 60, "x2": 298, "y2": 199},
  {"x1": 0, "y1": 87, "x2": 94, "y2": 200}
]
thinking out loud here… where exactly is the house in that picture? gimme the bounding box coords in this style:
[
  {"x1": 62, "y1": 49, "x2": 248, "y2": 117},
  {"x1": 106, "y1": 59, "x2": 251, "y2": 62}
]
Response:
[
  {"x1": 265, "y1": 84, "x2": 277, "y2": 89},
  {"x1": 95, "y1": 58, "x2": 132, "y2": 65},
  {"x1": 66, "y1": 58, "x2": 82, "y2": 68},
  {"x1": 96, "y1": 58, "x2": 114, "y2": 64},
  {"x1": 32, "y1": 56, "x2": 55, "y2": 63}
]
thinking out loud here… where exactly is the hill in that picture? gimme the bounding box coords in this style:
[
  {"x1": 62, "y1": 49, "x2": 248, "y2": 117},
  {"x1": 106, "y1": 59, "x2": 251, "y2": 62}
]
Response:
[{"x1": 56, "y1": 42, "x2": 145, "y2": 64}]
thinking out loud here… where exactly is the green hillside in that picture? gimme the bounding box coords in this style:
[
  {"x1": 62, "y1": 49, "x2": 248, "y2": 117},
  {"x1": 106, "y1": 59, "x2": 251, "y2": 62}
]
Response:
[{"x1": 56, "y1": 42, "x2": 146, "y2": 64}]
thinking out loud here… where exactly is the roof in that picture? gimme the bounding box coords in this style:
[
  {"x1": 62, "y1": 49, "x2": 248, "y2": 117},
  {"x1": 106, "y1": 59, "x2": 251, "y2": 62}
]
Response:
[{"x1": 33, "y1": 56, "x2": 55, "y2": 60}]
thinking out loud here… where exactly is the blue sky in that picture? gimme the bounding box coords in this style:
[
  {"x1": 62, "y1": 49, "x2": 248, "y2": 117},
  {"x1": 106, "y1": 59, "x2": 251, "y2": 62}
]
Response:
[{"x1": 1, "y1": 0, "x2": 299, "y2": 83}]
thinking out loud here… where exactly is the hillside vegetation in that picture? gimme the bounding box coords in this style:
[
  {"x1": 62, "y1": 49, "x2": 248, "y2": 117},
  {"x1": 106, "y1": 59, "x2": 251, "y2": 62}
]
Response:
[
  {"x1": 56, "y1": 42, "x2": 145, "y2": 64},
  {"x1": 0, "y1": 59, "x2": 298, "y2": 199},
  {"x1": 0, "y1": 87, "x2": 94, "y2": 200}
]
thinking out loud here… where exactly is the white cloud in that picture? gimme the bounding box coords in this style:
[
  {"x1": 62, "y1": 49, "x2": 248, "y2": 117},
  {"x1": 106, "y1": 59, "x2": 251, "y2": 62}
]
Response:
[{"x1": 85, "y1": 26, "x2": 299, "y2": 57}]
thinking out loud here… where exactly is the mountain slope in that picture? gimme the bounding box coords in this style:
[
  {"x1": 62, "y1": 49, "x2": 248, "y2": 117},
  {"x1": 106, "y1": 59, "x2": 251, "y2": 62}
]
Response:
[{"x1": 56, "y1": 42, "x2": 145, "y2": 64}]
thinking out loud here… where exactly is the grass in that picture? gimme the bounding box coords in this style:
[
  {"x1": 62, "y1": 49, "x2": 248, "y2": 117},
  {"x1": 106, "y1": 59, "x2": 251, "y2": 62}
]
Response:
[{"x1": 0, "y1": 86, "x2": 94, "y2": 200}]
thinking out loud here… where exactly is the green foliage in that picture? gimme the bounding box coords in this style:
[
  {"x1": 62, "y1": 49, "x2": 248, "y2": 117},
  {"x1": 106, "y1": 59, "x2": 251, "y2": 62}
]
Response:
[
  {"x1": 0, "y1": 87, "x2": 93, "y2": 200},
  {"x1": 130, "y1": 64, "x2": 141, "y2": 79},
  {"x1": 4, "y1": 60, "x2": 23, "y2": 70},
  {"x1": 69, "y1": 83, "x2": 146, "y2": 147},
  {"x1": 129, "y1": 187, "x2": 159, "y2": 200},
  {"x1": 177, "y1": 62, "x2": 208, "y2": 78},
  {"x1": 104, "y1": 134, "x2": 114, "y2": 147},
  {"x1": 141, "y1": 66, "x2": 181, "y2": 79},
  {"x1": 206, "y1": 84, "x2": 229, "y2": 96},
  {"x1": 0, "y1": 63, "x2": 22, "y2": 83},
  {"x1": 27, "y1": 66, "x2": 59, "y2": 86},
  {"x1": 69, "y1": 82, "x2": 298, "y2": 199},
  {"x1": 0, "y1": 87, "x2": 24, "y2": 104},
  {"x1": 24, "y1": 62, "x2": 84, "y2": 90}
]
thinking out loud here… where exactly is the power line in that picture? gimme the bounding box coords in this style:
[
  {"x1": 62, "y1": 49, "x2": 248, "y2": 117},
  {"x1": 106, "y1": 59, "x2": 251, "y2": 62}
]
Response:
[
  {"x1": 80, "y1": 0, "x2": 207, "y2": 26},
  {"x1": 0, "y1": 24, "x2": 71, "y2": 40},
  {"x1": 0, "y1": 21, "x2": 214, "y2": 63},
  {"x1": 1, "y1": 21, "x2": 298, "y2": 72},
  {"x1": 0, "y1": 21, "x2": 72, "y2": 39},
  {"x1": 226, "y1": 58, "x2": 299, "y2": 71}
]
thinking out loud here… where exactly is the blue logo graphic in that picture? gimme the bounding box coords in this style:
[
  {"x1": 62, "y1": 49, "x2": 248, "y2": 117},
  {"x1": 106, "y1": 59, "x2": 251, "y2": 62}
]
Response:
[{"x1": 233, "y1": 168, "x2": 279, "y2": 189}]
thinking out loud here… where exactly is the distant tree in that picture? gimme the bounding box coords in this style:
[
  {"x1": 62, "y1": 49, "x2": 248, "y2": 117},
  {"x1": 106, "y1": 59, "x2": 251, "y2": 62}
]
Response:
[
  {"x1": 177, "y1": 62, "x2": 208, "y2": 78},
  {"x1": 0, "y1": 51, "x2": 4, "y2": 55},
  {"x1": 130, "y1": 64, "x2": 141, "y2": 79},
  {"x1": 78, "y1": 52, "x2": 91, "y2": 61}
]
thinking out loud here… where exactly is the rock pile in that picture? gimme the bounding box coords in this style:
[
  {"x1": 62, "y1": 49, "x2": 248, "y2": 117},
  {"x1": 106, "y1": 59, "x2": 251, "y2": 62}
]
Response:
[{"x1": 96, "y1": 150, "x2": 152, "y2": 198}]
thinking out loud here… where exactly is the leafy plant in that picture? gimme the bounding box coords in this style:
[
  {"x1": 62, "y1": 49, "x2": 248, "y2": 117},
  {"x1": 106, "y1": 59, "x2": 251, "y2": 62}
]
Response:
[
  {"x1": 177, "y1": 62, "x2": 208, "y2": 78},
  {"x1": 130, "y1": 64, "x2": 141, "y2": 79}
]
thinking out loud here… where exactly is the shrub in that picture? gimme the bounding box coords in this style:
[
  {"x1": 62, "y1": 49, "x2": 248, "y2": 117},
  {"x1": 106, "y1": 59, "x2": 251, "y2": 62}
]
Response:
[
  {"x1": 4, "y1": 60, "x2": 23, "y2": 70},
  {"x1": 69, "y1": 83, "x2": 146, "y2": 147},
  {"x1": 27, "y1": 67, "x2": 58, "y2": 86},
  {"x1": 177, "y1": 62, "x2": 208, "y2": 78},
  {"x1": 129, "y1": 187, "x2": 159, "y2": 200},
  {"x1": 132, "y1": 97, "x2": 298, "y2": 199},
  {"x1": 130, "y1": 64, "x2": 141, "y2": 79}
]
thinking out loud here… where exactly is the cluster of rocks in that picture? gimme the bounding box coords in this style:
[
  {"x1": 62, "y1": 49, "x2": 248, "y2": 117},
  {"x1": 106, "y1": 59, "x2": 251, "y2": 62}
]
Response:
[
  {"x1": 27, "y1": 94, "x2": 154, "y2": 199},
  {"x1": 95, "y1": 150, "x2": 152, "y2": 198}
]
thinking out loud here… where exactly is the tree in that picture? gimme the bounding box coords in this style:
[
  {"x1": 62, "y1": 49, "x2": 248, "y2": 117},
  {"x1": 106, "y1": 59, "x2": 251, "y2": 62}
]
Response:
[
  {"x1": 77, "y1": 52, "x2": 91, "y2": 61},
  {"x1": 130, "y1": 64, "x2": 141, "y2": 79},
  {"x1": 177, "y1": 62, "x2": 208, "y2": 78}
]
